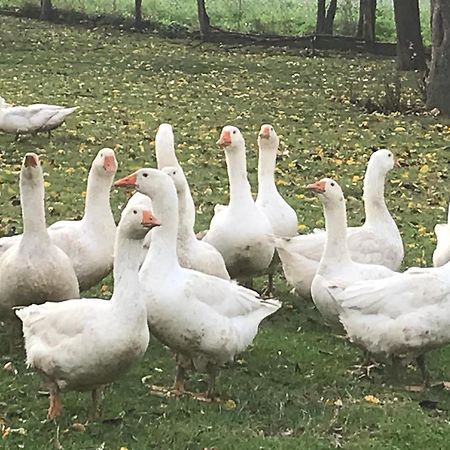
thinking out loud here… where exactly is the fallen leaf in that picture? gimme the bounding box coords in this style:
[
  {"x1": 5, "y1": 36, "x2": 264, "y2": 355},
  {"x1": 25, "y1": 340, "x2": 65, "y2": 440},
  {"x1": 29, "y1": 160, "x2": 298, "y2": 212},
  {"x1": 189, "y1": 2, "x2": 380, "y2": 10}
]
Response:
[
  {"x1": 363, "y1": 395, "x2": 381, "y2": 404},
  {"x1": 223, "y1": 399, "x2": 237, "y2": 410}
]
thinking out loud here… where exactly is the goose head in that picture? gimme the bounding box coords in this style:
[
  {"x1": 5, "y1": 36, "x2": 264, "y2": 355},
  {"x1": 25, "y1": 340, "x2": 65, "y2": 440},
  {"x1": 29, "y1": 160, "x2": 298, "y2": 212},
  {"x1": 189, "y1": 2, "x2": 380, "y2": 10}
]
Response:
[
  {"x1": 92, "y1": 148, "x2": 118, "y2": 177},
  {"x1": 307, "y1": 178, "x2": 345, "y2": 207},
  {"x1": 21, "y1": 153, "x2": 43, "y2": 185},
  {"x1": 161, "y1": 166, "x2": 187, "y2": 195},
  {"x1": 368, "y1": 148, "x2": 399, "y2": 174},
  {"x1": 217, "y1": 125, "x2": 245, "y2": 151},
  {"x1": 118, "y1": 205, "x2": 160, "y2": 240},
  {"x1": 115, "y1": 168, "x2": 175, "y2": 205},
  {"x1": 258, "y1": 124, "x2": 279, "y2": 150},
  {"x1": 156, "y1": 123, "x2": 174, "y2": 144}
]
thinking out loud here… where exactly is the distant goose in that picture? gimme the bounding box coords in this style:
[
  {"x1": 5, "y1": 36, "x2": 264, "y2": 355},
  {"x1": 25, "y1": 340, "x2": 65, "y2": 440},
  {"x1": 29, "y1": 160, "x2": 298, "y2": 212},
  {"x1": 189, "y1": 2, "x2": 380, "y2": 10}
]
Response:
[{"x1": 0, "y1": 96, "x2": 78, "y2": 139}]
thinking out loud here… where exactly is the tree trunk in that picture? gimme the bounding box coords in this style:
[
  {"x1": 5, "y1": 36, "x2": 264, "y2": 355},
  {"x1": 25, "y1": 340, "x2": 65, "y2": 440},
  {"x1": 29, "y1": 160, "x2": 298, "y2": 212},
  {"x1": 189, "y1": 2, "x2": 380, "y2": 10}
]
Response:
[
  {"x1": 316, "y1": 0, "x2": 337, "y2": 34},
  {"x1": 393, "y1": 0, "x2": 427, "y2": 70},
  {"x1": 40, "y1": 0, "x2": 52, "y2": 20},
  {"x1": 426, "y1": 0, "x2": 450, "y2": 114},
  {"x1": 316, "y1": 0, "x2": 326, "y2": 33},
  {"x1": 197, "y1": 0, "x2": 211, "y2": 38},
  {"x1": 324, "y1": 0, "x2": 337, "y2": 35},
  {"x1": 357, "y1": 0, "x2": 377, "y2": 42},
  {"x1": 135, "y1": 0, "x2": 142, "y2": 28}
]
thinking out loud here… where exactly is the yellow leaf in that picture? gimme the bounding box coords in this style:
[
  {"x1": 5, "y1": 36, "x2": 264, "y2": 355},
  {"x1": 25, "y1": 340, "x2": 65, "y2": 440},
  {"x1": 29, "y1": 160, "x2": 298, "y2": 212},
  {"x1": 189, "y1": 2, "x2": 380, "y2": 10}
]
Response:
[
  {"x1": 223, "y1": 399, "x2": 237, "y2": 410},
  {"x1": 419, "y1": 164, "x2": 429, "y2": 174},
  {"x1": 363, "y1": 395, "x2": 381, "y2": 404}
]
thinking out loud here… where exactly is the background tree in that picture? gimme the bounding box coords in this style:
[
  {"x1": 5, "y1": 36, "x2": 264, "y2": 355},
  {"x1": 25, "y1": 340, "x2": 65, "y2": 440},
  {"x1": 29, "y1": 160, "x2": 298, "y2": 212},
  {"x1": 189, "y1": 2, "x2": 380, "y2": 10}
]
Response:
[
  {"x1": 40, "y1": 0, "x2": 52, "y2": 20},
  {"x1": 135, "y1": 0, "x2": 142, "y2": 28},
  {"x1": 426, "y1": 0, "x2": 450, "y2": 114},
  {"x1": 357, "y1": 0, "x2": 376, "y2": 42},
  {"x1": 392, "y1": 0, "x2": 426, "y2": 70},
  {"x1": 316, "y1": 0, "x2": 338, "y2": 35},
  {"x1": 197, "y1": 0, "x2": 211, "y2": 38}
]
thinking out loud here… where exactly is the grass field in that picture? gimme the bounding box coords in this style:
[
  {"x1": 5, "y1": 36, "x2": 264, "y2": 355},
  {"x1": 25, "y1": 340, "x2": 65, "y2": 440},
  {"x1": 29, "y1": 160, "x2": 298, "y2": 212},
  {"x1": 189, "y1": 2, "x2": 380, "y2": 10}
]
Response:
[
  {"x1": 0, "y1": 0, "x2": 431, "y2": 43},
  {"x1": 1, "y1": 15, "x2": 450, "y2": 450}
]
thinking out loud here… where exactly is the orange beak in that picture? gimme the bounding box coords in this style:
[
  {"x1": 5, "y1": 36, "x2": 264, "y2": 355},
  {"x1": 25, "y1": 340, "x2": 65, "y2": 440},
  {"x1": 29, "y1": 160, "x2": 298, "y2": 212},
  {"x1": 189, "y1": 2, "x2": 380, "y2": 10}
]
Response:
[
  {"x1": 141, "y1": 210, "x2": 161, "y2": 228},
  {"x1": 217, "y1": 130, "x2": 232, "y2": 148},
  {"x1": 114, "y1": 172, "x2": 138, "y2": 187},
  {"x1": 306, "y1": 180, "x2": 326, "y2": 194},
  {"x1": 24, "y1": 153, "x2": 38, "y2": 168},
  {"x1": 103, "y1": 155, "x2": 117, "y2": 172},
  {"x1": 394, "y1": 159, "x2": 400, "y2": 168},
  {"x1": 259, "y1": 126, "x2": 270, "y2": 139}
]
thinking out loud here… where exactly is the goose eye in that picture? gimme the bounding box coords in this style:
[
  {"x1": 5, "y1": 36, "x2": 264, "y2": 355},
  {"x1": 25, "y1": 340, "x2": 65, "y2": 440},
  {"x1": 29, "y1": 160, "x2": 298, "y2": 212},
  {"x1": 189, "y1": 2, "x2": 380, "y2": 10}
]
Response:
[
  {"x1": 388, "y1": 153, "x2": 392, "y2": 157},
  {"x1": 143, "y1": 173, "x2": 148, "y2": 178},
  {"x1": 172, "y1": 171, "x2": 176, "y2": 175},
  {"x1": 132, "y1": 210, "x2": 137, "y2": 214},
  {"x1": 232, "y1": 130, "x2": 236, "y2": 134},
  {"x1": 100, "y1": 153, "x2": 103, "y2": 157},
  {"x1": 330, "y1": 182, "x2": 335, "y2": 187},
  {"x1": 271, "y1": 127, "x2": 274, "y2": 131}
]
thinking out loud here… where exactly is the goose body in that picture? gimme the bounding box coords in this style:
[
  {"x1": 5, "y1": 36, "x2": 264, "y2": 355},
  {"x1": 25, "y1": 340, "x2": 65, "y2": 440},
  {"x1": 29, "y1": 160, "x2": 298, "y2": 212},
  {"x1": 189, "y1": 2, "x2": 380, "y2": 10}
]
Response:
[
  {"x1": 433, "y1": 204, "x2": 450, "y2": 267},
  {"x1": 203, "y1": 126, "x2": 275, "y2": 281},
  {"x1": 115, "y1": 168, "x2": 280, "y2": 397},
  {"x1": 273, "y1": 149, "x2": 403, "y2": 298},
  {"x1": 0, "y1": 154, "x2": 79, "y2": 314},
  {"x1": 0, "y1": 149, "x2": 118, "y2": 291},
  {"x1": 328, "y1": 263, "x2": 450, "y2": 382},
  {"x1": 162, "y1": 166, "x2": 230, "y2": 279},
  {"x1": 308, "y1": 178, "x2": 395, "y2": 327},
  {"x1": 0, "y1": 96, "x2": 77, "y2": 137},
  {"x1": 16, "y1": 205, "x2": 154, "y2": 417}
]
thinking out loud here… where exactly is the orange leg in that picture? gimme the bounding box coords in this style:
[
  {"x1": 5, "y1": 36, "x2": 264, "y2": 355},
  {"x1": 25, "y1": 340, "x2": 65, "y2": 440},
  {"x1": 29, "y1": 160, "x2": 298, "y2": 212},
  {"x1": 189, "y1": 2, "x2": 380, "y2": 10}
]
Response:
[
  {"x1": 90, "y1": 388, "x2": 103, "y2": 419},
  {"x1": 48, "y1": 385, "x2": 63, "y2": 419},
  {"x1": 172, "y1": 364, "x2": 186, "y2": 393}
]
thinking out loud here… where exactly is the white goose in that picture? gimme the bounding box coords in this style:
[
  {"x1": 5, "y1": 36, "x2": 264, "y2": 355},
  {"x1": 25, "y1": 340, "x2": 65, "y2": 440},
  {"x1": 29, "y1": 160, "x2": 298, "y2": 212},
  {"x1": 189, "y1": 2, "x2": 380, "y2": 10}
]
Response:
[
  {"x1": 0, "y1": 148, "x2": 118, "y2": 291},
  {"x1": 0, "y1": 96, "x2": 78, "y2": 139},
  {"x1": 16, "y1": 205, "x2": 155, "y2": 418},
  {"x1": 0, "y1": 153, "x2": 79, "y2": 313},
  {"x1": 115, "y1": 168, "x2": 281, "y2": 398},
  {"x1": 433, "y1": 204, "x2": 450, "y2": 267},
  {"x1": 308, "y1": 178, "x2": 395, "y2": 328},
  {"x1": 273, "y1": 149, "x2": 403, "y2": 298},
  {"x1": 255, "y1": 124, "x2": 298, "y2": 293},
  {"x1": 330, "y1": 261, "x2": 450, "y2": 384},
  {"x1": 162, "y1": 166, "x2": 230, "y2": 279},
  {"x1": 203, "y1": 126, "x2": 275, "y2": 281}
]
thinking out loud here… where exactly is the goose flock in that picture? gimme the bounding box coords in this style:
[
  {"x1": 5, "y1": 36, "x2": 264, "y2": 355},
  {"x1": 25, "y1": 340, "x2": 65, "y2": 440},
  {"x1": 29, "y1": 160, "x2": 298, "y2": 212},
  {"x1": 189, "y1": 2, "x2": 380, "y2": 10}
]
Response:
[{"x1": 1, "y1": 101, "x2": 450, "y2": 423}]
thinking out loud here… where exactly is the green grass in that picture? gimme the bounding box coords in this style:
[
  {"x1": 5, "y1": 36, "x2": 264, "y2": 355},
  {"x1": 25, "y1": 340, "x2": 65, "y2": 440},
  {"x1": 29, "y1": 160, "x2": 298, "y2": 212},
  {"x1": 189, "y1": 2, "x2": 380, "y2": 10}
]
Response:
[
  {"x1": 1, "y1": 15, "x2": 450, "y2": 449},
  {"x1": 0, "y1": 0, "x2": 431, "y2": 43}
]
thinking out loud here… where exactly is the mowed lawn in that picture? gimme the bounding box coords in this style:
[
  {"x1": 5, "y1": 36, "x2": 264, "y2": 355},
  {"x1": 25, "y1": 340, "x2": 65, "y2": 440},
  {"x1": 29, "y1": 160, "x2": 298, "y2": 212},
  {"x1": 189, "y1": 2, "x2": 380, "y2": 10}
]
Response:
[{"x1": 1, "y1": 15, "x2": 450, "y2": 450}]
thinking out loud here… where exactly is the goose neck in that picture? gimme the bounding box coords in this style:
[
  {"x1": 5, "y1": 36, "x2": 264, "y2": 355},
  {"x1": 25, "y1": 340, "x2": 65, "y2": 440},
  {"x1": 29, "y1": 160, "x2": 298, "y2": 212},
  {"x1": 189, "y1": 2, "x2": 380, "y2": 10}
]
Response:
[
  {"x1": 83, "y1": 170, "x2": 114, "y2": 226},
  {"x1": 156, "y1": 148, "x2": 178, "y2": 170},
  {"x1": 113, "y1": 233, "x2": 144, "y2": 288},
  {"x1": 321, "y1": 199, "x2": 351, "y2": 267},
  {"x1": 141, "y1": 186, "x2": 180, "y2": 276},
  {"x1": 20, "y1": 175, "x2": 49, "y2": 240},
  {"x1": 225, "y1": 146, "x2": 253, "y2": 207},
  {"x1": 176, "y1": 188, "x2": 197, "y2": 246},
  {"x1": 110, "y1": 234, "x2": 147, "y2": 322},
  {"x1": 257, "y1": 145, "x2": 278, "y2": 196},
  {"x1": 363, "y1": 166, "x2": 390, "y2": 225}
]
